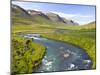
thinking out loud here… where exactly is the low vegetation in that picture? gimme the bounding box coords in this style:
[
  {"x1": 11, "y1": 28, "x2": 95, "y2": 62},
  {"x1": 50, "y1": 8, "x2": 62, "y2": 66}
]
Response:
[{"x1": 11, "y1": 35, "x2": 46, "y2": 74}]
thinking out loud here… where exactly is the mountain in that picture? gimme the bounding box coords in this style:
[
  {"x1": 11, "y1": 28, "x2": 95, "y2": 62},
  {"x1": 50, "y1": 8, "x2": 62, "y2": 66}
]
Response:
[
  {"x1": 12, "y1": 4, "x2": 79, "y2": 25},
  {"x1": 27, "y1": 10, "x2": 50, "y2": 20},
  {"x1": 12, "y1": 4, "x2": 30, "y2": 17},
  {"x1": 46, "y1": 13, "x2": 65, "y2": 22},
  {"x1": 61, "y1": 17, "x2": 79, "y2": 25}
]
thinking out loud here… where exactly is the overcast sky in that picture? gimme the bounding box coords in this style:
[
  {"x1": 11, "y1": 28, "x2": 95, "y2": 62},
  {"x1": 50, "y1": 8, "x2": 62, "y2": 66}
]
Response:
[{"x1": 12, "y1": 1, "x2": 96, "y2": 25}]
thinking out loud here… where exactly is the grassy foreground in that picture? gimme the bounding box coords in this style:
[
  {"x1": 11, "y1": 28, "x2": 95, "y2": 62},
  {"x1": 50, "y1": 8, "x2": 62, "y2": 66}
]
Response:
[{"x1": 11, "y1": 34, "x2": 46, "y2": 74}]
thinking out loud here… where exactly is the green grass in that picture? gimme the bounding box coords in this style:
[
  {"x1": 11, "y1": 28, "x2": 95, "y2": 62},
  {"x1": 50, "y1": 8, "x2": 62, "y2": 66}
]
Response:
[
  {"x1": 11, "y1": 35, "x2": 46, "y2": 74},
  {"x1": 41, "y1": 30, "x2": 96, "y2": 68}
]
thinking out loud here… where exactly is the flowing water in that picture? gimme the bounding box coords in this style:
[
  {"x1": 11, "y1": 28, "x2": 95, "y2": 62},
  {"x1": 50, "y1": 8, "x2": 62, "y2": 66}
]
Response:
[{"x1": 21, "y1": 34, "x2": 92, "y2": 72}]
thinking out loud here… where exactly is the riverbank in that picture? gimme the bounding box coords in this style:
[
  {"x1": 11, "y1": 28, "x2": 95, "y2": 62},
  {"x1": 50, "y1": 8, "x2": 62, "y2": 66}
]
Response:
[
  {"x1": 21, "y1": 33, "x2": 92, "y2": 72},
  {"x1": 11, "y1": 34, "x2": 46, "y2": 74},
  {"x1": 41, "y1": 33, "x2": 96, "y2": 69}
]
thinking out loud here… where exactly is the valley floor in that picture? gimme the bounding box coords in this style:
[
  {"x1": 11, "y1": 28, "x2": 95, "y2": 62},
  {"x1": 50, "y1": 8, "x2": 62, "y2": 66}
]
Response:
[{"x1": 12, "y1": 24, "x2": 96, "y2": 73}]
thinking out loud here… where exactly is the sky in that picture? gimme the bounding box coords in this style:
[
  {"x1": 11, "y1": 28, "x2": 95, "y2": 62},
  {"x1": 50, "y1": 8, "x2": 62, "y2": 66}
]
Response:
[{"x1": 12, "y1": 1, "x2": 96, "y2": 25}]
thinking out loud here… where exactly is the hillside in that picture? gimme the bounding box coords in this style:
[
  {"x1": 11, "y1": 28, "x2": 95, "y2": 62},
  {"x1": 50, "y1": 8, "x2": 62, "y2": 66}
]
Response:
[
  {"x1": 80, "y1": 21, "x2": 96, "y2": 30},
  {"x1": 12, "y1": 4, "x2": 79, "y2": 26}
]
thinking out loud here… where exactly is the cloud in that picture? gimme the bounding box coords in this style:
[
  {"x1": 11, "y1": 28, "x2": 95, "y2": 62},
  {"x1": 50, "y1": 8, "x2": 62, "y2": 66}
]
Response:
[
  {"x1": 51, "y1": 11, "x2": 93, "y2": 19},
  {"x1": 50, "y1": 11, "x2": 95, "y2": 25},
  {"x1": 12, "y1": 1, "x2": 41, "y2": 10}
]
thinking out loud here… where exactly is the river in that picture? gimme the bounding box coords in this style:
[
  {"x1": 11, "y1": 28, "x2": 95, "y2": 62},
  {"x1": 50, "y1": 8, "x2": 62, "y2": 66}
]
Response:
[{"x1": 21, "y1": 34, "x2": 92, "y2": 73}]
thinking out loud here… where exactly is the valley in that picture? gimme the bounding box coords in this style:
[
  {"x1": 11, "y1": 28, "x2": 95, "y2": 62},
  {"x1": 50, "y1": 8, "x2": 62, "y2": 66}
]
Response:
[{"x1": 11, "y1": 3, "x2": 96, "y2": 74}]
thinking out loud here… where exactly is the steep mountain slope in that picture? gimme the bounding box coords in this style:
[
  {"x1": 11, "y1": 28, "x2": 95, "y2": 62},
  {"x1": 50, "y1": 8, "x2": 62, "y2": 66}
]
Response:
[
  {"x1": 27, "y1": 10, "x2": 50, "y2": 20},
  {"x1": 61, "y1": 17, "x2": 79, "y2": 25},
  {"x1": 46, "y1": 13, "x2": 79, "y2": 25},
  {"x1": 46, "y1": 13, "x2": 65, "y2": 22},
  {"x1": 12, "y1": 4, "x2": 79, "y2": 26},
  {"x1": 12, "y1": 4, "x2": 30, "y2": 17}
]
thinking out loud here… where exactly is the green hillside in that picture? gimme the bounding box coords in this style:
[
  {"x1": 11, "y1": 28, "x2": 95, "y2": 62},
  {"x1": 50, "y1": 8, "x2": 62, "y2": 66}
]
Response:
[{"x1": 80, "y1": 21, "x2": 96, "y2": 30}]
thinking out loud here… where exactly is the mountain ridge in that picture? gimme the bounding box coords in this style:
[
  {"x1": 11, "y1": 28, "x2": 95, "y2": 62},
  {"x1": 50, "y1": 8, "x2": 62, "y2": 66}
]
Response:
[{"x1": 12, "y1": 4, "x2": 79, "y2": 25}]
